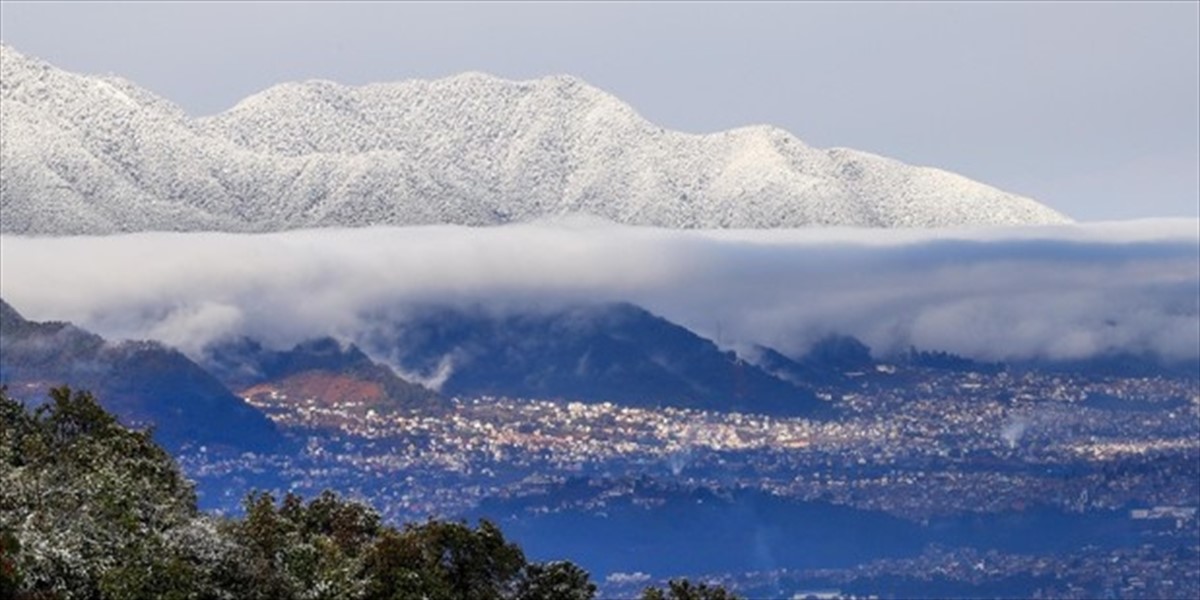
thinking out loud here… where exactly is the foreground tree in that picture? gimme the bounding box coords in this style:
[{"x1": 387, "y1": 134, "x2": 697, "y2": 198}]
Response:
[
  {"x1": 0, "y1": 386, "x2": 611, "y2": 600},
  {"x1": 516, "y1": 560, "x2": 597, "y2": 600},
  {"x1": 1, "y1": 386, "x2": 217, "y2": 598},
  {"x1": 362, "y1": 517, "x2": 532, "y2": 600},
  {"x1": 641, "y1": 578, "x2": 744, "y2": 600}
]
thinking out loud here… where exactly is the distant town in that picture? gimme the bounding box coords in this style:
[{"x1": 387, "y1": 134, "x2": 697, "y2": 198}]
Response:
[{"x1": 179, "y1": 365, "x2": 1200, "y2": 598}]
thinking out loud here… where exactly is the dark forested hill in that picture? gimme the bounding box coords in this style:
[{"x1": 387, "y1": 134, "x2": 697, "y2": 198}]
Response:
[
  {"x1": 202, "y1": 335, "x2": 442, "y2": 412},
  {"x1": 366, "y1": 302, "x2": 823, "y2": 415},
  {"x1": 0, "y1": 298, "x2": 283, "y2": 453}
]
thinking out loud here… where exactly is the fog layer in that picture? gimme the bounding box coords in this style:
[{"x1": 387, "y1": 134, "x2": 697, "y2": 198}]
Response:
[{"x1": 2, "y1": 218, "x2": 1196, "y2": 363}]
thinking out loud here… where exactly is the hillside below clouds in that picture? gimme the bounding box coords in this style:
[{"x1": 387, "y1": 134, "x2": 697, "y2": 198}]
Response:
[
  {"x1": 0, "y1": 43, "x2": 1070, "y2": 234},
  {"x1": 0, "y1": 298, "x2": 283, "y2": 453}
]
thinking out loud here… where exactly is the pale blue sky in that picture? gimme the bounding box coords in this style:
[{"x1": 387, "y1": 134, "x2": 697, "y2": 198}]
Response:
[{"x1": 1, "y1": 1, "x2": 1196, "y2": 220}]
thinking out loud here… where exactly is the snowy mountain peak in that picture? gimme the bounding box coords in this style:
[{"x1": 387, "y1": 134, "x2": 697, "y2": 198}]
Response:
[
  {"x1": 0, "y1": 42, "x2": 32, "y2": 66},
  {"x1": 0, "y1": 44, "x2": 1071, "y2": 234},
  {"x1": 0, "y1": 43, "x2": 50, "y2": 90}
]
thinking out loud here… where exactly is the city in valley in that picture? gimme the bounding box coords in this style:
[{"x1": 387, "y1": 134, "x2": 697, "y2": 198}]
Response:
[{"x1": 180, "y1": 364, "x2": 1199, "y2": 599}]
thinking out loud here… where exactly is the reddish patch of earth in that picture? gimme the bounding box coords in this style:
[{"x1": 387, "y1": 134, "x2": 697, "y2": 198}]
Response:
[{"x1": 241, "y1": 370, "x2": 386, "y2": 406}]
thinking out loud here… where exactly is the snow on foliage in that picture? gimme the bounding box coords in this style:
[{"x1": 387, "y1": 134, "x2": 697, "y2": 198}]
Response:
[
  {"x1": 0, "y1": 386, "x2": 614, "y2": 599},
  {"x1": 0, "y1": 44, "x2": 1070, "y2": 235}
]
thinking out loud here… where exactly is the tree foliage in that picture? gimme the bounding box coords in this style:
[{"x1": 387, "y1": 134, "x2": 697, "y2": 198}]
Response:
[
  {"x1": 2, "y1": 386, "x2": 736, "y2": 599},
  {"x1": 516, "y1": 561, "x2": 597, "y2": 600},
  {"x1": 640, "y1": 579, "x2": 744, "y2": 600},
  {"x1": 3, "y1": 386, "x2": 619, "y2": 600},
  {"x1": 2, "y1": 386, "x2": 199, "y2": 598}
]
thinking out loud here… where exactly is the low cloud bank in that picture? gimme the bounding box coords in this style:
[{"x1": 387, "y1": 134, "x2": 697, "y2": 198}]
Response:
[{"x1": 1, "y1": 218, "x2": 1196, "y2": 364}]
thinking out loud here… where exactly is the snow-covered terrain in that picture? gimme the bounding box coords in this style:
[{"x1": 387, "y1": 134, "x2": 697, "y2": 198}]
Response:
[{"x1": 0, "y1": 43, "x2": 1070, "y2": 234}]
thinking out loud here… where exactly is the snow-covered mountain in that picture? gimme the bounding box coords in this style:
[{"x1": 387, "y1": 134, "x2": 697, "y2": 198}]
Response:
[{"x1": 0, "y1": 44, "x2": 1070, "y2": 234}]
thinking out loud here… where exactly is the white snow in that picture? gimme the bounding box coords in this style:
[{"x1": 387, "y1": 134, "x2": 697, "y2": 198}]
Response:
[{"x1": 0, "y1": 43, "x2": 1071, "y2": 235}]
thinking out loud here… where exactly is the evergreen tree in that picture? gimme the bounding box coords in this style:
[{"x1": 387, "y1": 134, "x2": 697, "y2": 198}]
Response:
[
  {"x1": 516, "y1": 560, "x2": 597, "y2": 600},
  {"x1": 1, "y1": 387, "x2": 730, "y2": 600},
  {"x1": 641, "y1": 578, "x2": 743, "y2": 600},
  {"x1": 1, "y1": 386, "x2": 205, "y2": 599}
]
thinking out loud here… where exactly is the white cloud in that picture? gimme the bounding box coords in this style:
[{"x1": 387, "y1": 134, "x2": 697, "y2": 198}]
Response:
[{"x1": 1, "y1": 218, "x2": 1196, "y2": 364}]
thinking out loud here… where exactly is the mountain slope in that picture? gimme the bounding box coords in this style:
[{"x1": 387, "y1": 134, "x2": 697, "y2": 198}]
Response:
[
  {"x1": 362, "y1": 302, "x2": 823, "y2": 415},
  {"x1": 752, "y1": 334, "x2": 879, "y2": 387},
  {"x1": 201, "y1": 336, "x2": 442, "y2": 411},
  {"x1": 0, "y1": 44, "x2": 1070, "y2": 234},
  {"x1": 0, "y1": 298, "x2": 283, "y2": 453}
]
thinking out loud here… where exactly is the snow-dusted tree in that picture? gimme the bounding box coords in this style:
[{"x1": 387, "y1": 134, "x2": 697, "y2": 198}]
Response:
[
  {"x1": 516, "y1": 560, "x2": 597, "y2": 600},
  {"x1": 640, "y1": 579, "x2": 743, "y2": 600},
  {"x1": 0, "y1": 386, "x2": 216, "y2": 598},
  {"x1": 1, "y1": 386, "x2": 612, "y2": 600}
]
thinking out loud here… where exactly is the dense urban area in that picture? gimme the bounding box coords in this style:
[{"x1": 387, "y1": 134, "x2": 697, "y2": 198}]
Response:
[{"x1": 179, "y1": 366, "x2": 1200, "y2": 598}]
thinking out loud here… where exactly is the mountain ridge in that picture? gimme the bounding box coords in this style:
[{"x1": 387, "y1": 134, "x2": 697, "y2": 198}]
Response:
[
  {"x1": 201, "y1": 335, "x2": 443, "y2": 412},
  {"x1": 0, "y1": 43, "x2": 1071, "y2": 234},
  {"x1": 0, "y1": 297, "x2": 285, "y2": 453},
  {"x1": 361, "y1": 302, "x2": 825, "y2": 416}
]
